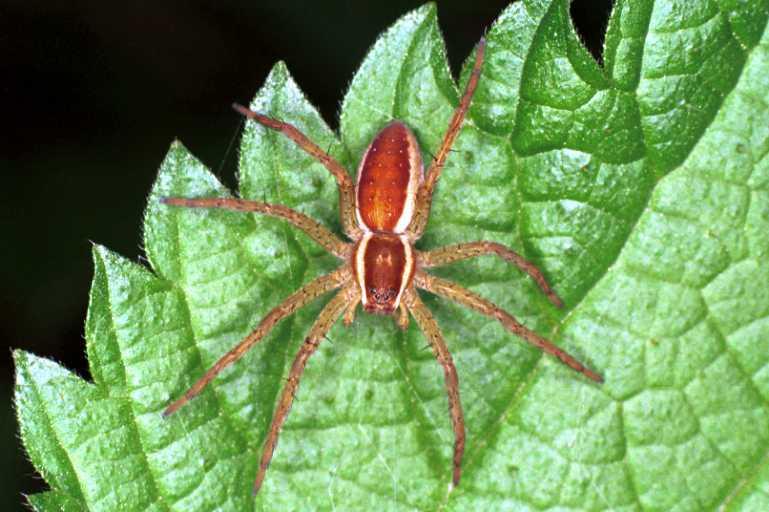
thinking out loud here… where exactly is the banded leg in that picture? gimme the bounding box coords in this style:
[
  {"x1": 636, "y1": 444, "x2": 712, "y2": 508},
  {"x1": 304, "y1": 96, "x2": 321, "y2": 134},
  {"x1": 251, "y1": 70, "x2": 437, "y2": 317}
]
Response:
[
  {"x1": 253, "y1": 284, "x2": 353, "y2": 494},
  {"x1": 163, "y1": 267, "x2": 350, "y2": 417},
  {"x1": 418, "y1": 241, "x2": 563, "y2": 307},
  {"x1": 415, "y1": 271, "x2": 603, "y2": 383},
  {"x1": 408, "y1": 38, "x2": 486, "y2": 239},
  {"x1": 161, "y1": 197, "x2": 350, "y2": 259},
  {"x1": 402, "y1": 288, "x2": 465, "y2": 487},
  {"x1": 233, "y1": 104, "x2": 361, "y2": 240}
]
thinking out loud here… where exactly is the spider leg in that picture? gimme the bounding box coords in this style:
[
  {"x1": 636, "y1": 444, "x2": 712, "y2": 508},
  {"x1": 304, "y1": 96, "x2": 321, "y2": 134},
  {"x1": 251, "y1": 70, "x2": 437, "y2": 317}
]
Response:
[
  {"x1": 418, "y1": 241, "x2": 563, "y2": 308},
  {"x1": 414, "y1": 271, "x2": 603, "y2": 383},
  {"x1": 253, "y1": 283, "x2": 354, "y2": 495},
  {"x1": 163, "y1": 267, "x2": 350, "y2": 417},
  {"x1": 408, "y1": 38, "x2": 485, "y2": 239},
  {"x1": 402, "y1": 287, "x2": 465, "y2": 488},
  {"x1": 232, "y1": 104, "x2": 362, "y2": 240},
  {"x1": 161, "y1": 197, "x2": 350, "y2": 259}
]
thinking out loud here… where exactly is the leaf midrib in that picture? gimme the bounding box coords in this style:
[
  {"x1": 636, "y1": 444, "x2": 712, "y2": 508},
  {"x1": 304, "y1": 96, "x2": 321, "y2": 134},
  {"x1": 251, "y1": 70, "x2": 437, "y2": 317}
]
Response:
[
  {"x1": 18, "y1": 358, "x2": 88, "y2": 506},
  {"x1": 98, "y1": 252, "x2": 170, "y2": 511}
]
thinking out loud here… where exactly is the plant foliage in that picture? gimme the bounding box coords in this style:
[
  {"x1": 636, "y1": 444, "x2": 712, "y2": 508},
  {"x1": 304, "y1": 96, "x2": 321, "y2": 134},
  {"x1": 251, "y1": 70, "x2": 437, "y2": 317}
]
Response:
[{"x1": 15, "y1": 1, "x2": 769, "y2": 510}]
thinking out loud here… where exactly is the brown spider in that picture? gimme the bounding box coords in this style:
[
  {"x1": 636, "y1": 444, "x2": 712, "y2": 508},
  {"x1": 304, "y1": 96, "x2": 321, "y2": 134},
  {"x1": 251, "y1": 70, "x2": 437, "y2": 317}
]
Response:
[{"x1": 161, "y1": 38, "x2": 602, "y2": 495}]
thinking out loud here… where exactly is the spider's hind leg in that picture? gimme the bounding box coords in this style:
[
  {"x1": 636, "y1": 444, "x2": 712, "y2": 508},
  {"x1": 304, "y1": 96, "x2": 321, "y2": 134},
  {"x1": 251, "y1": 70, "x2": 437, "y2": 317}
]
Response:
[
  {"x1": 232, "y1": 104, "x2": 362, "y2": 240},
  {"x1": 408, "y1": 38, "x2": 486, "y2": 240},
  {"x1": 161, "y1": 197, "x2": 351, "y2": 259}
]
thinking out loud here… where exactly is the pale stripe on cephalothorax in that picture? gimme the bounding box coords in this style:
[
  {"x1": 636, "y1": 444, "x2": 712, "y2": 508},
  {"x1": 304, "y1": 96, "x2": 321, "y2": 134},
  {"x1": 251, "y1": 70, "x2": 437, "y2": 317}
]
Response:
[
  {"x1": 393, "y1": 234, "x2": 414, "y2": 306},
  {"x1": 354, "y1": 232, "x2": 371, "y2": 308},
  {"x1": 353, "y1": 232, "x2": 414, "y2": 311}
]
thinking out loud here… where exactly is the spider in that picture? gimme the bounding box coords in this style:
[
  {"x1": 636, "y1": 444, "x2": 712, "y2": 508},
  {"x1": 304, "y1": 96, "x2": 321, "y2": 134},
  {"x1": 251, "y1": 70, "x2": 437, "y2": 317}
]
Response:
[{"x1": 161, "y1": 38, "x2": 602, "y2": 495}]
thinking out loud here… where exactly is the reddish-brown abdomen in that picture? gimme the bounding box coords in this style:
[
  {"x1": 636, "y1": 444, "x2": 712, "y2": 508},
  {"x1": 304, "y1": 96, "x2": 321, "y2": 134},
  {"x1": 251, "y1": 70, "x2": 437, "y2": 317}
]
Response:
[
  {"x1": 356, "y1": 121, "x2": 422, "y2": 233},
  {"x1": 354, "y1": 233, "x2": 414, "y2": 314}
]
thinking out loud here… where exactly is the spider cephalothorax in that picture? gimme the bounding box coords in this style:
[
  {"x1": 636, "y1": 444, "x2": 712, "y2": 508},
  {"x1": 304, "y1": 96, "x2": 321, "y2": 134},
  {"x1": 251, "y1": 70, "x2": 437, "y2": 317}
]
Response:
[{"x1": 162, "y1": 38, "x2": 602, "y2": 495}]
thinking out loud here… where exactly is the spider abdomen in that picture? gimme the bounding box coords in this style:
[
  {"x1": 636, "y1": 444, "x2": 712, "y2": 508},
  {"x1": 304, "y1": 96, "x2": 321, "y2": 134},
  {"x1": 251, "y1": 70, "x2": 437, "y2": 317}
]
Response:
[
  {"x1": 353, "y1": 232, "x2": 414, "y2": 314},
  {"x1": 355, "y1": 121, "x2": 423, "y2": 233}
]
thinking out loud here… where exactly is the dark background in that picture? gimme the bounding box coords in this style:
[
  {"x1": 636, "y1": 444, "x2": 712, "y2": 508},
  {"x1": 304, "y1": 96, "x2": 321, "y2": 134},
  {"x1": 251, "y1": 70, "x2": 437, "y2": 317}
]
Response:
[{"x1": 0, "y1": 0, "x2": 612, "y2": 508}]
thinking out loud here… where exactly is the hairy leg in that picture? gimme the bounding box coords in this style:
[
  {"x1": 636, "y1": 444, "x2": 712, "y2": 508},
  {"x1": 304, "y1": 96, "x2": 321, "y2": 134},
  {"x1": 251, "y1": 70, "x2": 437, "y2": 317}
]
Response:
[
  {"x1": 402, "y1": 288, "x2": 465, "y2": 487},
  {"x1": 415, "y1": 271, "x2": 603, "y2": 383},
  {"x1": 163, "y1": 267, "x2": 350, "y2": 417},
  {"x1": 233, "y1": 104, "x2": 361, "y2": 239},
  {"x1": 253, "y1": 284, "x2": 354, "y2": 494},
  {"x1": 408, "y1": 38, "x2": 486, "y2": 239},
  {"x1": 418, "y1": 241, "x2": 563, "y2": 307},
  {"x1": 161, "y1": 197, "x2": 350, "y2": 258}
]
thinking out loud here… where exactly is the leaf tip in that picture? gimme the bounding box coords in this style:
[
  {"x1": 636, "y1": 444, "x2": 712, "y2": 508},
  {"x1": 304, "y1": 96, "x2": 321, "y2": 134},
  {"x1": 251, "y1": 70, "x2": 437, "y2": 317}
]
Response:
[
  {"x1": 419, "y1": 1, "x2": 437, "y2": 17},
  {"x1": 270, "y1": 59, "x2": 289, "y2": 76},
  {"x1": 89, "y1": 242, "x2": 110, "y2": 263},
  {"x1": 150, "y1": 141, "x2": 223, "y2": 200},
  {"x1": 259, "y1": 60, "x2": 292, "y2": 95},
  {"x1": 12, "y1": 348, "x2": 28, "y2": 368}
]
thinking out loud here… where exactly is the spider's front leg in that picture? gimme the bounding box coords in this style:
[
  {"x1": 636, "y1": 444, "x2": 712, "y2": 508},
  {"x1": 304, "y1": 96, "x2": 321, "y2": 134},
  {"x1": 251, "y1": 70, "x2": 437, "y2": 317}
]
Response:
[
  {"x1": 402, "y1": 287, "x2": 465, "y2": 487},
  {"x1": 418, "y1": 241, "x2": 563, "y2": 308},
  {"x1": 253, "y1": 282, "x2": 356, "y2": 494},
  {"x1": 415, "y1": 271, "x2": 603, "y2": 383},
  {"x1": 162, "y1": 266, "x2": 349, "y2": 417},
  {"x1": 232, "y1": 104, "x2": 362, "y2": 241},
  {"x1": 408, "y1": 38, "x2": 485, "y2": 240}
]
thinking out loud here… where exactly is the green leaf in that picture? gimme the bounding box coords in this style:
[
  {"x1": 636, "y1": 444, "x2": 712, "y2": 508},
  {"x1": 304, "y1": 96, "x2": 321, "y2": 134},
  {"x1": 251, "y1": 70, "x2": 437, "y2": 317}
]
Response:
[{"x1": 15, "y1": 1, "x2": 769, "y2": 510}]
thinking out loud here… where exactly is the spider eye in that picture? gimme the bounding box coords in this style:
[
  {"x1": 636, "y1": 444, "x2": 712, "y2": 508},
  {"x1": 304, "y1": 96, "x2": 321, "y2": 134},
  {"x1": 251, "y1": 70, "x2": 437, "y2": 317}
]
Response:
[{"x1": 367, "y1": 286, "x2": 399, "y2": 304}]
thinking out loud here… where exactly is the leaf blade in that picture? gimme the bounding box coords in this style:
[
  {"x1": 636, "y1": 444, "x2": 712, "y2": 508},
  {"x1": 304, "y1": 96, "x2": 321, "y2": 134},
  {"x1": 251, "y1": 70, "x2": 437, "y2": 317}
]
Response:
[{"x1": 14, "y1": 2, "x2": 769, "y2": 510}]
